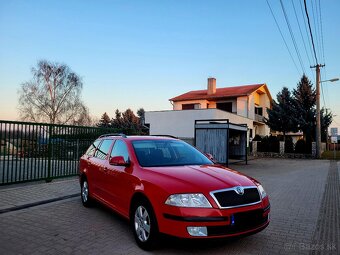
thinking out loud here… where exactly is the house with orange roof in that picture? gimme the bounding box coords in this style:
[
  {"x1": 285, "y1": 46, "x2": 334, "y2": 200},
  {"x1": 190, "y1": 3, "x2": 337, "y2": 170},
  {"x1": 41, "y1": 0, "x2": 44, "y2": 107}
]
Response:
[{"x1": 145, "y1": 78, "x2": 272, "y2": 144}]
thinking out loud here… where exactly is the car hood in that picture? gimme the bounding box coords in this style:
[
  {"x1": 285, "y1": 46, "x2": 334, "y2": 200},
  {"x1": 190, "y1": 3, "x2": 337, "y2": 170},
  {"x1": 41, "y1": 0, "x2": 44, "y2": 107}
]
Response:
[{"x1": 142, "y1": 164, "x2": 257, "y2": 193}]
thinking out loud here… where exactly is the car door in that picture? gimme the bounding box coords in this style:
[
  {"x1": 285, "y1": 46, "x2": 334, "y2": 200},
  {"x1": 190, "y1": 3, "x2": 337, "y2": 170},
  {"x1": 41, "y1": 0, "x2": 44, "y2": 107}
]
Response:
[
  {"x1": 105, "y1": 139, "x2": 135, "y2": 215},
  {"x1": 83, "y1": 139, "x2": 101, "y2": 196},
  {"x1": 92, "y1": 139, "x2": 114, "y2": 202}
]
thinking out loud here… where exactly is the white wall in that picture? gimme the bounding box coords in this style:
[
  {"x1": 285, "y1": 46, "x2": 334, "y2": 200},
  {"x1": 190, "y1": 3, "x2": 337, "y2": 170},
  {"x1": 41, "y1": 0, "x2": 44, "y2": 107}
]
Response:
[
  {"x1": 247, "y1": 94, "x2": 255, "y2": 120},
  {"x1": 173, "y1": 100, "x2": 209, "y2": 110},
  {"x1": 236, "y1": 96, "x2": 248, "y2": 118},
  {"x1": 145, "y1": 109, "x2": 254, "y2": 138}
]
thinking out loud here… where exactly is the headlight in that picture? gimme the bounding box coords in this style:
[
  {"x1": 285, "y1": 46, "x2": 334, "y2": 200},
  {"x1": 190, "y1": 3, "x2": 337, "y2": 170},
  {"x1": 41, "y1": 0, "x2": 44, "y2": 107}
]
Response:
[
  {"x1": 165, "y1": 193, "x2": 212, "y2": 208},
  {"x1": 257, "y1": 185, "x2": 267, "y2": 199}
]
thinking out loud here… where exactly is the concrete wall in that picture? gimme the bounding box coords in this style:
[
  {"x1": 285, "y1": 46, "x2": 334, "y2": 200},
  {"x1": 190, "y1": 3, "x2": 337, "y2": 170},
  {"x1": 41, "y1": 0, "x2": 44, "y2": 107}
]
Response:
[
  {"x1": 173, "y1": 99, "x2": 209, "y2": 110},
  {"x1": 145, "y1": 109, "x2": 254, "y2": 139},
  {"x1": 173, "y1": 99, "x2": 237, "y2": 112},
  {"x1": 254, "y1": 124, "x2": 268, "y2": 136},
  {"x1": 236, "y1": 96, "x2": 248, "y2": 118},
  {"x1": 248, "y1": 94, "x2": 255, "y2": 120}
]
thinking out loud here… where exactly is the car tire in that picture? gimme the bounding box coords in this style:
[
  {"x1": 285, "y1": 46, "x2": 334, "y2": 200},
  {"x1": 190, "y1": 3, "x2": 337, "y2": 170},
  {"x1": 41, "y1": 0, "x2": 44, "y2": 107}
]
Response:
[
  {"x1": 131, "y1": 198, "x2": 159, "y2": 250},
  {"x1": 81, "y1": 178, "x2": 92, "y2": 207}
]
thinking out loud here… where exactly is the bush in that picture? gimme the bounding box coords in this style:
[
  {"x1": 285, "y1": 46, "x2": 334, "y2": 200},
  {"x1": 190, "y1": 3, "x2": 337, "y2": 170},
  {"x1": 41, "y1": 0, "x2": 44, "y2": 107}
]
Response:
[
  {"x1": 258, "y1": 135, "x2": 280, "y2": 153},
  {"x1": 284, "y1": 136, "x2": 294, "y2": 153},
  {"x1": 294, "y1": 139, "x2": 312, "y2": 154},
  {"x1": 252, "y1": 135, "x2": 263, "y2": 141}
]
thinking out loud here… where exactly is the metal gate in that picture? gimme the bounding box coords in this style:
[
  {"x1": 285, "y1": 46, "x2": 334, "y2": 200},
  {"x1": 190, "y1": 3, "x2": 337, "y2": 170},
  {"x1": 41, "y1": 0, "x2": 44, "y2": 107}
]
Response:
[{"x1": 0, "y1": 120, "x2": 134, "y2": 185}]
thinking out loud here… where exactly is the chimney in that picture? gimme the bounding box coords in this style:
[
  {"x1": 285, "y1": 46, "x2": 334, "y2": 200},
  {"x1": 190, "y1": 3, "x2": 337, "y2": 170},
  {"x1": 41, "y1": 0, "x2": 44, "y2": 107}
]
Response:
[{"x1": 207, "y1": 77, "x2": 216, "y2": 95}]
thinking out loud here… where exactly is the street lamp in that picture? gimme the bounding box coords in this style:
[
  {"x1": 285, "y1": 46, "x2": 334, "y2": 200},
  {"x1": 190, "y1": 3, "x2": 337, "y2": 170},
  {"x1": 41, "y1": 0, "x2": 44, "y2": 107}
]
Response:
[
  {"x1": 321, "y1": 78, "x2": 339, "y2": 83},
  {"x1": 316, "y1": 77, "x2": 339, "y2": 158}
]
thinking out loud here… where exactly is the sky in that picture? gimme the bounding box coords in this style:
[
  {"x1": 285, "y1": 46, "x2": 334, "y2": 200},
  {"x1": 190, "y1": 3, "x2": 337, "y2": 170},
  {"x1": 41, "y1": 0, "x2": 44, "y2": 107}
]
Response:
[{"x1": 0, "y1": 0, "x2": 339, "y2": 129}]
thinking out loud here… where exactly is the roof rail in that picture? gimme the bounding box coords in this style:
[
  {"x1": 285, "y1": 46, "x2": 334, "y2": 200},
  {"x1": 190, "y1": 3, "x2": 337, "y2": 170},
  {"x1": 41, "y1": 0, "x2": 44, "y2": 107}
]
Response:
[
  {"x1": 151, "y1": 135, "x2": 178, "y2": 139},
  {"x1": 98, "y1": 133, "x2": 127, "y2": 138}
]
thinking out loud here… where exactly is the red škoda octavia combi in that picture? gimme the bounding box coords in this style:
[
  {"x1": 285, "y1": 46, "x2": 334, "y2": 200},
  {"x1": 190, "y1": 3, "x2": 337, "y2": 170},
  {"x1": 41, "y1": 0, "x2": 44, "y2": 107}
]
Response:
[{"x1": 79, "y1": 134, "x2": 270, "y2": 250}]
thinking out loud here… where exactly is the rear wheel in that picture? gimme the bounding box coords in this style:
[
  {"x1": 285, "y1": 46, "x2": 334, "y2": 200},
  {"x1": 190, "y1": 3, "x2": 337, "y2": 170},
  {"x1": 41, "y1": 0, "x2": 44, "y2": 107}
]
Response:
[
  {"x1": 81, "y1": 179, "x2": 92, "y2": 207},
  {"x1": 131, "y1": 199, "x2": 159, "y2": 250}
]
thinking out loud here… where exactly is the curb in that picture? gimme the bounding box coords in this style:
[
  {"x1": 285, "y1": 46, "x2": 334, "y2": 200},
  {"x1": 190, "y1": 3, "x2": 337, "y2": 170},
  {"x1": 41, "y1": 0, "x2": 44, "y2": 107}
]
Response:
[{"x1": 0, "y1": 193, "x2": 79, "y2": 214}]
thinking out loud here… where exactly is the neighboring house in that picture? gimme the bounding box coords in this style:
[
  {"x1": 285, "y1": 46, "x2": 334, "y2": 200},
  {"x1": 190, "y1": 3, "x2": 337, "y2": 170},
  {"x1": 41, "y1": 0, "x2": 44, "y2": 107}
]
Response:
[{"x1": 145, "y1": 78, "x2": 272, "y2": 143}]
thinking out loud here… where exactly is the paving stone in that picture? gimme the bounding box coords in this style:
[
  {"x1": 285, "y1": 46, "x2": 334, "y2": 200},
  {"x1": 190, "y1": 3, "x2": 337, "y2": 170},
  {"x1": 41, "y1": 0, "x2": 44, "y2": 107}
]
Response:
[{"x1": 0, "y1": 158, "x2": 336, "y2": 254}]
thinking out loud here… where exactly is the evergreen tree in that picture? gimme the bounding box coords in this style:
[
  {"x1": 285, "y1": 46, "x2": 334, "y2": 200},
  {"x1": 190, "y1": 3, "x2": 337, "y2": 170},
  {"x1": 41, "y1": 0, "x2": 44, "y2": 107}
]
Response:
[
  {"x1": 97, "y1": 112, "x2": 111, "y2": 127},
  {"x1": 293, "y1": 75, "x2": 316, "y2": 144},
  {"x1": 320, "y1": 108, "x2": 333, "y2": 142},
  {"x1": 121, "y1": 109, "x2": 139, "y2": 129},
  {"x1": 111, "y1": 109, "x2": 122, "y2": 129},
  {"x1": 265, "y1": 87, "x2": 298, "y2": 141},
  {"x1": 110, "y1": 108, "x2": 142, "y2": 133},
  {"x1": 137, "y1": 108, "x2": 145, "y2": 125}
]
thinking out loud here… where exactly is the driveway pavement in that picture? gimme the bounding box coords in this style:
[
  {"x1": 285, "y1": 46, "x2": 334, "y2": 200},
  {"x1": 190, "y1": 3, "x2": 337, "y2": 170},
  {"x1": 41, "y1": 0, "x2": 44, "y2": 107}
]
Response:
[
  {"x1": 0, "y1": 177, "x2": 79, "y2": 213},
  {"x1": 0, "y1": 159, "x2": 338, "y2": 255}
]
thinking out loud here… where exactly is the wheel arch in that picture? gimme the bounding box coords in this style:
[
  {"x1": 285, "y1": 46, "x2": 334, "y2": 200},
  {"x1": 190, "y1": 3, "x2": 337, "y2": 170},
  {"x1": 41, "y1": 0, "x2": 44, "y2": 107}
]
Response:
[{"x1": 129, "y1": 192, "x2": 151, "y2": 218}]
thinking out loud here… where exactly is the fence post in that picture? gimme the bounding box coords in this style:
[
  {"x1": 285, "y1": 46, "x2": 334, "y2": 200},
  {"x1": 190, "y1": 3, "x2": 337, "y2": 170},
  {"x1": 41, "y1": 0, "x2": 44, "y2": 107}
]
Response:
[
  {"x1": 252, "y1": 141, "x2": 258, "y2": 156},
  {"x1": 46, "y1": 125, "x2": 52, "y2": 182},
  {"x1": 76, "y1": 139, "x2": 79, "y2": 160},
  {"x1": 279, "y1": 141, "x2": 285, "y2": 155},
  {"x1": 312, "y1": 142, "x2": 317, "y2": 158}
]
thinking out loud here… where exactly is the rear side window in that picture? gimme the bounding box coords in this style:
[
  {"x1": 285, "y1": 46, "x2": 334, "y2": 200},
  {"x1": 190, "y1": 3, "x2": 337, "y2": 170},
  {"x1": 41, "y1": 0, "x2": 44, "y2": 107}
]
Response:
[
  {"x1": 85, "y1": 140, "x2": 101, "y2": 156},
  {"x1": 95, "y1": 139, "x2": 114, "y2": 160},
  {"x1": 110, "y1": 140, "x2": 129, "y2": 162}
]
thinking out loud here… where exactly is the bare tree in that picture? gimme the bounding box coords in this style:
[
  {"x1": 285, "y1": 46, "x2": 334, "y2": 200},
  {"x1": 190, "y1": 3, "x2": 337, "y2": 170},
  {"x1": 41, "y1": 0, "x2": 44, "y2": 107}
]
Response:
[{"x1": 18, "y1": 60, "x2": 89, "y2": 124}]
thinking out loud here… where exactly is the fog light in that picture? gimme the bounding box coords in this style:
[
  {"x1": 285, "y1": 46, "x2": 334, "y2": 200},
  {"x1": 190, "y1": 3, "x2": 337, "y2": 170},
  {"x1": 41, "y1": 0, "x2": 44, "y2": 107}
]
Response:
[{"x1": 187, "y1": 226, "x2": 208, "y2": 237}]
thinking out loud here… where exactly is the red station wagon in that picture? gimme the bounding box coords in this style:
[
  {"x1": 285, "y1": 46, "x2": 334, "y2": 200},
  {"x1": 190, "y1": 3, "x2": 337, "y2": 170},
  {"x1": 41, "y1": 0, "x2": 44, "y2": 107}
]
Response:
[{"x1": 79, "y1": 134, "x2": 270, "y2": 250}]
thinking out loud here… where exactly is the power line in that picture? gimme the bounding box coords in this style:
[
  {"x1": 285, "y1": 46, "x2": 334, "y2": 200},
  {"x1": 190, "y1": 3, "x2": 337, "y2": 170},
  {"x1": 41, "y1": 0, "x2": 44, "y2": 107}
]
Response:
[
  {"x1": 311, "y1": 0, "x2": 322, "y2": 63},
  {"x1": 318, "y1": 0, "x2": 328, "y2": 109},
  {"x1": 320, "y1": 71, "x2": 326, "y2": 108},
  {"x1": 303, "y1": 0, "x2": 319, "y2": 64},
  {"x1": 279, "y1": 0, "x2": 306, "y2": 74},
  {"x1": 266, "y1": 0, "x2": 301, "y2": 75},
  {"x1": 318, "y1": 0, "x2": 325, "y2": 64},
  {"x1": 291, "y1": 0, "x2": 312, "y2": 67},
  {"x1": 299, "y1": 0, "x2": 315, "y2": 64}
]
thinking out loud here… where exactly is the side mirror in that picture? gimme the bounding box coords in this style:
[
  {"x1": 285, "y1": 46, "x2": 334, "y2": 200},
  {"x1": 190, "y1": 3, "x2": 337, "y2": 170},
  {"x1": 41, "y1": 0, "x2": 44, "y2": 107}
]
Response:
[{"x1": 109, "y1": 156, "x2": 130, "y2": 166}]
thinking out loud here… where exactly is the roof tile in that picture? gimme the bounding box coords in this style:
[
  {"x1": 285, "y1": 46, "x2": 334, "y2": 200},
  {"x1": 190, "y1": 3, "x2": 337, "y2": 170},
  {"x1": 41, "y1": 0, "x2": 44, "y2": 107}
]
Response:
[{"x1": 170, "y1": 84, "x2": 265, "y2": 102}]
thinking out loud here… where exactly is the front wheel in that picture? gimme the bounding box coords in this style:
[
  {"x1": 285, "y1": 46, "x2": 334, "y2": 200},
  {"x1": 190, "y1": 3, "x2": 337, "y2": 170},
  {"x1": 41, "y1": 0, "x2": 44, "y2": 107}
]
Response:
[
  {"x1": 81, "y1": 179, "x2": 92, "y2": 207},
  {"x1": 131, "y1": 199, "x2": 159, "y2": 250}
]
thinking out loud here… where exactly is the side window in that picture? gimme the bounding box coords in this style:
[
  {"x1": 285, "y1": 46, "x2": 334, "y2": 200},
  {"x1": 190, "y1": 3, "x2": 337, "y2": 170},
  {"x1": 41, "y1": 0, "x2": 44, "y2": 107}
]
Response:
[
  {"x1": 94, "y1": 139, "x2": 113, "y2": 160},
  {"x1": 85, "y1": 140, "x2": 101, "y2": 157},
  {"x1": 110, "y1": 140, "x2": 129, "y2": 162}
]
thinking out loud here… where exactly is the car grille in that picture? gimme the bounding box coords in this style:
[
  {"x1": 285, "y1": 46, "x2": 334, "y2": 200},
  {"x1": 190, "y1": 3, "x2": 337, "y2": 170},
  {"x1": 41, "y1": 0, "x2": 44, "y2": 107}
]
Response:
[
  {"x1": 211, "y1": 187, "x2": 261, "y2": 208},
  {"x1": 207, "y1": 209, "x2": 268, "y2": 236}
]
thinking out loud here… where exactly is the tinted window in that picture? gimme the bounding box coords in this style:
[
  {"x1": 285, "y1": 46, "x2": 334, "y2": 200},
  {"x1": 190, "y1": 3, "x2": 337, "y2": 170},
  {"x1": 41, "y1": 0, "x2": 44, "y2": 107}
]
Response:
[
  {"x1": 110, "y1": 140, "x2": 129, "y2": 162},
  {"x1": 85, "y1": 140, "x2": 101, "y2": 156},
  {"x1": 132, "y1": 140, "x2": 213, "y2": 167},
  {"x1": 94, "y1": 139, "x2": 113, "y2": 159}
]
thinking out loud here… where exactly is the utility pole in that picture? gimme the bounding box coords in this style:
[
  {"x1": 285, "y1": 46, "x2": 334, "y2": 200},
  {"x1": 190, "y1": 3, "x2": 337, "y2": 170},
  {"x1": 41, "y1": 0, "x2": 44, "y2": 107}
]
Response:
[{"x1": 311, "y1": 64, "x2": 325, "y2": 158}]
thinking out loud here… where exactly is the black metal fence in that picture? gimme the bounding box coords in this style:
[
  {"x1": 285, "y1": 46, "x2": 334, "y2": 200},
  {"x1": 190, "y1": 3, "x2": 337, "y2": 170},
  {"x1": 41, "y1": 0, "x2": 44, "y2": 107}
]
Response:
[{"x1": 0, "y1": 120, "x2": 134, "y2": 185}]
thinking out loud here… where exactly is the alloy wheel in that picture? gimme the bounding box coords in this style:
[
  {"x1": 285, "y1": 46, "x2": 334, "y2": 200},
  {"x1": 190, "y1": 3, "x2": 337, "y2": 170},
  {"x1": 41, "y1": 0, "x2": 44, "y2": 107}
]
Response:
[
  {"x1": 82, "y1": 181, "x2": 89, "y2": 203},
  {"x1": 134, "y1": 205, "x2": 151, "y2": 242}
]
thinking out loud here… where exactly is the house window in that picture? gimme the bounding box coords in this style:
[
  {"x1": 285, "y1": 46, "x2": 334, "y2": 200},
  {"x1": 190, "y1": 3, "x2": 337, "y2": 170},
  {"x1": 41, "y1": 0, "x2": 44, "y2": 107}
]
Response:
[
  {"x1": 182, "y1": 104, "x2": 200, "y2": 110},
  {"x1": 255, "y1": 107, "x2": 263, "y2": 116},
  {"x1": 216, "y1": 102, "x2": 232, "y2": 113}
]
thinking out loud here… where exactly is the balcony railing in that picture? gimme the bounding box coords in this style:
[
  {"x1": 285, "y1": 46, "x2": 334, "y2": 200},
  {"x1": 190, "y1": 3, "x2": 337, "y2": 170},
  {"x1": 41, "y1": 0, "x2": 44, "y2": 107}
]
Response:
[{"x1": 255, "y1": 114, "x2": 264, "y2": 123}]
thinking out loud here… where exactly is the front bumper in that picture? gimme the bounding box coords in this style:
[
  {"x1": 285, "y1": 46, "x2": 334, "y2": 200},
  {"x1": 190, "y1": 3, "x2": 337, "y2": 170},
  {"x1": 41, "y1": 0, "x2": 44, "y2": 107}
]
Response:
[{"x1": 157, "y1": 198, "x2": 270, "y2": 238}]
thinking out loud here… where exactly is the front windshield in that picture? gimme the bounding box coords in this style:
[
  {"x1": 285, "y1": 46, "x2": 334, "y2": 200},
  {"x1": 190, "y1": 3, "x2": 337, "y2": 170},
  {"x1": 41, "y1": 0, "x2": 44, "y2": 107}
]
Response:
[{"x1": 132, "y1": 139, "x2": 213, "y2": 167}]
